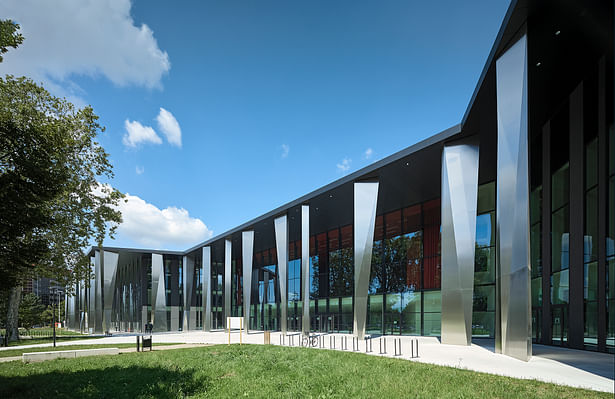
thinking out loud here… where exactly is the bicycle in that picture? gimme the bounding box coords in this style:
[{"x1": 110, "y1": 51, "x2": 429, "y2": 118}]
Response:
[{"x1": 302, "y1": 333, "x2": 319, "y2": 347}]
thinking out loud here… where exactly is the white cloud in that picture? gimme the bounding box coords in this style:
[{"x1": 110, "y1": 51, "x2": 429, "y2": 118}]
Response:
[
  {"x1": 336, "y1": 158, "x2": 352, "y2": 173},
  {"x1": 156, "y1": 108, "x2": 182, "y2": 147},
  {"x1": 364, "y1": 148, "x2": 373, "y2": 159},
  {"x1": 118, "y1": 193, "x2": 213, "y2": 248},
  {"x1": 135, "y1": 165, "x2": 144, "y2": 175},
  {"x1": 281, "y1": 144, "x2": 290, "y2": 158},
  {"x1": 122, "y1": 119, "x2": 162, "y2": 148},
  {"x1": 1, "y1": 0, "x2": 170, "y2": 100}
]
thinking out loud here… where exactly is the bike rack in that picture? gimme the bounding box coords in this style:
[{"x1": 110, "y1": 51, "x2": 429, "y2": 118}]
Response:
[
  {"x1": 379, "y1": 337, "x2": 387, "y2": 354},
  {"x1": 365, "y1": 336, "x2": 372, "y2": 353},
  {"x1": 410, "y1": 338, "x2": 419, "y2": 358},
  {"x1": 394, "y1": 338, "x2": 402, "y2": 356}
]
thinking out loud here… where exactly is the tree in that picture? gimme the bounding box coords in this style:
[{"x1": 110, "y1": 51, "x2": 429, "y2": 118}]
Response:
[
  {"x1": 18, "y1": 293, "x2": 44, "y2": 331},
  {"x1": 0, "y1": 20, "x2": 23, "y2": 63},
  {"x1": 0, "y1": 20, "x2": 124, "y2": 342}
]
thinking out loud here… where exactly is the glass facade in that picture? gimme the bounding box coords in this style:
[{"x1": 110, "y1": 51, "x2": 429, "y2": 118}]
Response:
[
  {"x1": 550, "y1": 106, "x2": 570, "y2": 345},
  {"x1": 366, "y1": 199, "x2": 440, "y2": 336},
  {"x1": 473, "y1": 182, "x2": 496, "y2": 337},
  {"x1": 530, "y1": 131, "x2": 543, "y2": 342}
]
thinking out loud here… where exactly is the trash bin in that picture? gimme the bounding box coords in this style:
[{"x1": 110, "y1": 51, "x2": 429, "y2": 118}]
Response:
[{"x1": 264, "y1": 331, "x2": 271, "y2": 345}]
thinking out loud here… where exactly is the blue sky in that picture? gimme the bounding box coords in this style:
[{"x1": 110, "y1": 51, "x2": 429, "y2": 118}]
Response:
[{"x1": 2, "y1": 0, "x2": 510, "y2": 250}]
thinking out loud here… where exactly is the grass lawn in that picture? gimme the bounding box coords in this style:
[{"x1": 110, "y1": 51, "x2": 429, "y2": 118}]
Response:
[
  {"x1": 0, "y1": 345, "x2": 609, "y2": 399},
  {"x1": 0, "y1": 343, "x2": 183, "y2": 358}
]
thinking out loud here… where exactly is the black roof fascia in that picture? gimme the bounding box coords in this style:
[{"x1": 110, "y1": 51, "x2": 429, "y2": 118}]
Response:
[{"x1": 86, "y1": 246, "x2": 185, "y2": 257}]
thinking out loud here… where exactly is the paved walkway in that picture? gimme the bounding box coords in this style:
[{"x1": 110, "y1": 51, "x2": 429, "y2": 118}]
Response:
[{"x1": 2, "y1": 331, "x2": 613, "y2": 393}]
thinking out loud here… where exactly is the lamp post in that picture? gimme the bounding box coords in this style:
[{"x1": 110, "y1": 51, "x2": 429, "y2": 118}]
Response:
[{"x1": 50, "y1": 287, "x2": 57, "y2": 347}]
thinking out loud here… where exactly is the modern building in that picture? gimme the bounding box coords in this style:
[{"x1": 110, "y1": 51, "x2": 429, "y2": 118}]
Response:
[
  {"x1": 66, "y1": 0, "x2": 613, "y2": 360},
  {"x1": 23, "y1": 277, "x2": 64, "y2": 307}
]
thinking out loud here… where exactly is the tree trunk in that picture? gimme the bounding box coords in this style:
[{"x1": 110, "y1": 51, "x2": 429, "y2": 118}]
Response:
[{"x1": 6, "y1": 286, "x2": 22, "y2": 342}]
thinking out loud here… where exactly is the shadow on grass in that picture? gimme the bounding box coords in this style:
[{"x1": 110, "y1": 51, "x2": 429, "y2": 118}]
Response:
[{"x1": 0, "y1": 364, "x2": 206, "y2": 399}]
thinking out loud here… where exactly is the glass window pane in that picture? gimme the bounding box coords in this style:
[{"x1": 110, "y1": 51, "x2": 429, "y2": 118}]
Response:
[
  {"x1": 423, "y1": 312, "x2": 441, "y2": 336},
  {"x1": 584, "y1": 301, "x2": 598, "y2": 347},
  {"x1": 552, "y1": 163, "x2": 569, "y2": 211},
  {"x1": 474, "y1": 247, "x2": 495, "y2": 285},
  {"x1": 367, "y1": 294, "x2": 383, "y2": 334},
  {"x1": 584, "y1": 262, "x2": 598, "y2": 301},
  {"x1": 423, "y1": 291, "x2": 441, "y2": 313},
  {"x1": 552, "y1": 205, "x2": 570, "y2": 271},
  {"x1": 551, "y1": 270, "x2": 570, "y2": 305},
  {"x1": 530, "y1": 222, "x2": 542, "y2": 277},
  {"x1": 585, "y1": 137, "x2": 598, "y2": 189},
  {"x1": 530, "y1": 186, "x2": 542, "y2": 225},
  {"x1": 585, "y1": 187, "x2": 598, "y2": 263},
  {"x1": 477, "y1": 182, "x2": 495, "y2": 214},
  {"x1": 531, "y1": 277, "x2": 542, "y2": 307},
  {"x1": 472, "y1": 312, "x2": 494, "y2": 337},
  {"x1": 476, "y1": 212, "x2": 495, "y2": 248},
  {"x1": 473, "y1": 286, "x2": 495, "y2": 312}
]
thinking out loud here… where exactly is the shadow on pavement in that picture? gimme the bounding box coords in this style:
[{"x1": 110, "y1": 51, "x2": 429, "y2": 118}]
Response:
[{"x1": 471, "y1": 338, "x2": 614, "y2": 380}]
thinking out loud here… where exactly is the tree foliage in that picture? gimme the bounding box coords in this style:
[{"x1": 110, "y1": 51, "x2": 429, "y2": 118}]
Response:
[
  {"x1": 18, "y1": 293, "x2": 44, "y2": 331},
  {"x1": 0, "y1": 20, "x2": 23, "y2": 63},
  {"x1": 0, "y1": 75, "x2": 124, "y2": 292},
  {"x1": 0, "y1": 18, "x2": 124, "y2": 293}
]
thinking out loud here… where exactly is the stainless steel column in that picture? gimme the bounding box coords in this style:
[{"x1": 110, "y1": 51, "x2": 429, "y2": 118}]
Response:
[
  {"x1": 80, "y1": 281, "x2": 86, "y2": 332},
  {"x1": 88, "y1": 260, "x2": 96, "y2": 332},
  {"x1": 275, "y1": 215, "x2": 289, "y2": 334},
  {"x1": 183, "y1": 255, "x2": 194, "y2": 331},
  {"x1": 151, "y1": 253, "x2": 167, "y2": 332},
  {"x1": 94, "y1": 250, "x2": 103, "y2": 333},
  {"x1": 242, "y1": 231, "x2": 254, "y2": 331},
  {"x1": 102, "y1": 251, "x2": 119, "y2": 332},
  {"x1": 496, "y1": 34, "x2": 532, "y2": 361},
  {"x1": 441, "y1": 142, "x2": 480, "y2": 346},
  {"x1": 301, "y1": 205, "x2": 310, "y2": 335},
  {"x1": 224, "y1": 239, "x2": 232, "y2": 327},
  {"x1": 202, "y1": 247, "x2": 212, "y2": 331},
  {"x1": 353, "y1": 182, "x2": 379, "y2": 339},
  {"x1": 102, "y1": 251, "x2": 119, "y2": 333}
]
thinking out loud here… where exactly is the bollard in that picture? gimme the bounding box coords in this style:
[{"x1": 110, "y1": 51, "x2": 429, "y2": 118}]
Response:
[
  {"x1": 398, "y1": 338, "x2": 402, "y2": 356},
  {"x1": 411, "y1": 339, "x2": 414, "y2": 358},
  {"x1": 136, "y1": 335, "x2": 140, "y2": 352},
  {"x1": 416, "y1": 339, "x2": 419, "y2": 357}
]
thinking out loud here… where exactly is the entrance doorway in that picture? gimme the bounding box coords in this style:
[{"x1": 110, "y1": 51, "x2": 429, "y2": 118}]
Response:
[{"x1": 551, "y1": 305, "x2": 568, "y2": 346}]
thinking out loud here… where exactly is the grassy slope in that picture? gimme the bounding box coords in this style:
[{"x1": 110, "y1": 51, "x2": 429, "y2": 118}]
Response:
[
  {"x1": 0, "y1": 344, "x2": 609, "y2": 399},
  {"x1": 0, "y1": 343, "x2": 181, "y2": 358}
]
